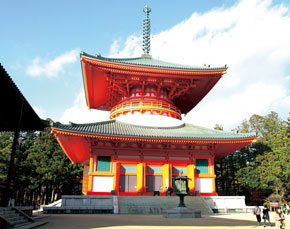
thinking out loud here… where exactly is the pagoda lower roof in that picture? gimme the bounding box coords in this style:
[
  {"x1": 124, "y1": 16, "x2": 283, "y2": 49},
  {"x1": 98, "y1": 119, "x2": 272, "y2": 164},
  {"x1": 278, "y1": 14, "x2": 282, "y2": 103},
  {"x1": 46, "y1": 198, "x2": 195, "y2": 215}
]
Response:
[
  {"x1": 51, "y1": 120, "x2": 256, "y2": 163},
  {"x1": 52, "y1": 119, "x2": 255, "y2": 142}
]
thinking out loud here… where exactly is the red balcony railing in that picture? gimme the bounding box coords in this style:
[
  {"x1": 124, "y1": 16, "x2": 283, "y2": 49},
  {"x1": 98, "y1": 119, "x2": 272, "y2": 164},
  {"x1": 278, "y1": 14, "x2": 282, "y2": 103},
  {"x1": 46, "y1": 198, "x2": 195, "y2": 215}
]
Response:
[{"x1": 110, "y1": 99, "x2": 181, "y2": 120}]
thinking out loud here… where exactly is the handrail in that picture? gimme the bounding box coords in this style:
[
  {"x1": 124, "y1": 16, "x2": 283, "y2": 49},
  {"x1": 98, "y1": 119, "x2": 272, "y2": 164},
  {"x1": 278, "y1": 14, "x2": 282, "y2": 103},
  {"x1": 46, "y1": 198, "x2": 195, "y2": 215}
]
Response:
[
  {"x1": 110, "y1": 99, "x2": 181, "y2": 119},
  {"x1": 112, "y1": 100, "x2": 179, "y2": 113}
]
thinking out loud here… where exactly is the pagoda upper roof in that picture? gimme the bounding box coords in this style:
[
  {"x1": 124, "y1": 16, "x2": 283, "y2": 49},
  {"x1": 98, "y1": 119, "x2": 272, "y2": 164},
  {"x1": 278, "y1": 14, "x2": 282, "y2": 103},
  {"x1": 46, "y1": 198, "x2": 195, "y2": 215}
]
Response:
[
  {"x1": 83, "y1": 52, "x2": 227, "y2": 71},
  {"x1": 81, "y1": 52, "x2": 227, "y2": 113}
]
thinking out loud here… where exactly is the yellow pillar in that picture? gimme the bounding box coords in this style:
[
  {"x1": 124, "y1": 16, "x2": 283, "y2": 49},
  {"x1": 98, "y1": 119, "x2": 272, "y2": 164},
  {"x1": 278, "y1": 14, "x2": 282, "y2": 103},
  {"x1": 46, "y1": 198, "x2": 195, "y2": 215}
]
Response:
[
  {"x1": 212, "y1": 177, "x2": 216, "y2": 193},
  {"x1": 136, "y1": 163, "x2": 144, "y2": 193},
  {"x1": 162, "y1": 164, "x2": 170, "y2": 192},
  {"x1": 210, "y1": 157, "x2": 216, "y2": 193},
  {"x1": 88, "y1": 156, "x2": 94, "y2": 192},
  {"x1": 209, "y1": 158, "x2": 215, "y2": 175},
  {"x1": 112, "y1": 161, "x2": 117, "y2": 191},
  {"x1": 187, "y1": 164, "x2": 195, "y2": 193}
]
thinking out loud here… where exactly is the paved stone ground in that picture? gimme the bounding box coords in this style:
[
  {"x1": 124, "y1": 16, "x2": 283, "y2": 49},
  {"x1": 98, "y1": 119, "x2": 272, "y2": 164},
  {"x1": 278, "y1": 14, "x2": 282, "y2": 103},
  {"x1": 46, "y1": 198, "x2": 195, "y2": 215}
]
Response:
[{"x1": 37, "y1": 212, "x2": 290, "y2": 229}]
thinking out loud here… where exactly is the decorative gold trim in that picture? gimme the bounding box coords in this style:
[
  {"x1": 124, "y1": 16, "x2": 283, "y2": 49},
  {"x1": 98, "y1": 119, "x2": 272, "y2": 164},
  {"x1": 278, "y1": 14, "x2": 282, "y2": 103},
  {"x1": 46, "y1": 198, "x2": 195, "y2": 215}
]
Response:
[
  {"x1": 52, "y1": 128, "x2": 256, "y2": 144},
  {"x1": 82, "y1": 57, "x2": 227, "y2": 76}
]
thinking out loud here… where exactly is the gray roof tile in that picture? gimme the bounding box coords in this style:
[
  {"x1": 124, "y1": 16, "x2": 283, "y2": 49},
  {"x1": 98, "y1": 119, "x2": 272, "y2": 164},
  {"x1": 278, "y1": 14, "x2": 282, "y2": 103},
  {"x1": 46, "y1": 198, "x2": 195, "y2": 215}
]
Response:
[
  {"x1": 52, "y1": 120, "x2": 255, "y2": 140},
  {"x1": 81, "y1": 52, "x2": 227, "y2": 71}
]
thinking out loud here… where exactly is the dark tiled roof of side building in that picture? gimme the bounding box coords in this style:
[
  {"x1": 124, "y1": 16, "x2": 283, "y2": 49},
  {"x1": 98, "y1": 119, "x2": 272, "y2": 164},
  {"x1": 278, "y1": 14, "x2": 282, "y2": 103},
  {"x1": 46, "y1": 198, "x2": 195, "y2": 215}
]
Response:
[{"x1": 0, "y1": 63, "x2": 48, "y2": 131}]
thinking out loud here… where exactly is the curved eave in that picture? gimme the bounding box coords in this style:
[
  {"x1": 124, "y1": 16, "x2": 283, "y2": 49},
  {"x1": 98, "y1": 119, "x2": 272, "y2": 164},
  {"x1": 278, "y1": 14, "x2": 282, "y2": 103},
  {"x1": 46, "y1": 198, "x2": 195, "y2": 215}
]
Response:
[
  {"x1": 81, "y1": 54, "x2": 227, "y2": 77},
  {"x1": 51, "y1": 127, "x2": 256, "y2": 144},
  {"x1": 81, "y1": 54, "x2": 227, "y2": 111}
]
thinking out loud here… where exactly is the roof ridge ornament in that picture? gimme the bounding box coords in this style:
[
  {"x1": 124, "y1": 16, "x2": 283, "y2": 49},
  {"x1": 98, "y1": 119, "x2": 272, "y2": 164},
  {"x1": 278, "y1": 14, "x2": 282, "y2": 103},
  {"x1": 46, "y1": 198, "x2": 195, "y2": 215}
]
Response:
[{"x1": 142, "y1": 5, "x2": 152, "y2": 59}]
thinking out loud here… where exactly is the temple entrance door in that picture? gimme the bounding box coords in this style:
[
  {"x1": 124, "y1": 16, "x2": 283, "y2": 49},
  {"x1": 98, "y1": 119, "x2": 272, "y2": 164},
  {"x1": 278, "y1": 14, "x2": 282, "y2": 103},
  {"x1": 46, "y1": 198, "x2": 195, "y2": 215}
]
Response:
[
  {"x1": 119, "y1": 175, "x2": 136, "y2": 192},
  {"x1": 146, "y1": 175, "x2": 162, "y2": 192}
]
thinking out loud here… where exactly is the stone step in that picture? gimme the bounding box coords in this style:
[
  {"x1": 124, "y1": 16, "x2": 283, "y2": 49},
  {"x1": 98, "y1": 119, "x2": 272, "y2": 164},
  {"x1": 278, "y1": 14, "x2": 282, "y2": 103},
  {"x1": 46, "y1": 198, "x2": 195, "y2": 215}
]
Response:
[
  {"x1": 14, "y1": 221, "x2": 48, "y2": 229},
  {"x1": 0, "y1": 209, "x2": 16, "y2": 215},
  {"x1": 0, "y1": 207, "x2": 34, "y2": 228},
  {"x1": 4, "y1": 215, "x2": 24, "y2": 222},
  {"x1": 0, "y1": 212, "x2": 21, "y2": 218},
  {"x1": 119, "y1": 196, "x2": 210, "y2": 215},
  {"x1": 13, "y1": 219, "x2": 29, "y2": 225}
]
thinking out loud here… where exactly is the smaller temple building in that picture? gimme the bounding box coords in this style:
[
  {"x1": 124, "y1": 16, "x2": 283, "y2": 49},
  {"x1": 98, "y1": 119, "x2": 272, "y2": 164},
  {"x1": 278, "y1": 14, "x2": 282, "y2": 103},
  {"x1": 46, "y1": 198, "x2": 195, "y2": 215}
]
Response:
[{"x1": 51, "y1": 6, "x2": 256, "y2": 196}]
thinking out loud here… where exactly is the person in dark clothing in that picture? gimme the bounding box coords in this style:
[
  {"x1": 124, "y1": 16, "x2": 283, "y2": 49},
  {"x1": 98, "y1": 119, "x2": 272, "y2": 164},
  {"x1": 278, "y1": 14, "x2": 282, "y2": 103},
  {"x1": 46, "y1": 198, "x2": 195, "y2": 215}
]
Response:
[{"x1": 262, "y1": 205, "x2": 271, "y2": 227}]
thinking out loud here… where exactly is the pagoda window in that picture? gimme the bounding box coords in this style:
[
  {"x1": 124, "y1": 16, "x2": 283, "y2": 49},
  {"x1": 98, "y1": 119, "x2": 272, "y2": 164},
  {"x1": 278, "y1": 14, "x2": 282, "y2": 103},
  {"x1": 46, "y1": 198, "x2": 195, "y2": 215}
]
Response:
[
  {"x1": 147, "y1": 166, "x2": 162, "y2": 174},
  {"x1": 196, "y1": 159, "x2": 209, "y2": 174},
  {"x1": 85, "y1": 167, "x2": 90, "y2": 175},
  {"x1": 120, "y1": 165, "x2": 136, "y2": 173},
  {"x1": 119, "y1": 175, "x2": 136, "y2": 192},
  {"x1": 96, "y1": 156, "x2": 111, "y2": 172},
  {"x1": 172, "y1": 166, "x2": 187, "y2": 175},
  {"x1": 146, "y1": 166, "x2": 163, "y2": 193},
  {"x1": 146, "y1": 175, "x2": 162, "y2": 193},
  {"x1": 119, "y1": 164, "x2": 136, "y2": 192}
]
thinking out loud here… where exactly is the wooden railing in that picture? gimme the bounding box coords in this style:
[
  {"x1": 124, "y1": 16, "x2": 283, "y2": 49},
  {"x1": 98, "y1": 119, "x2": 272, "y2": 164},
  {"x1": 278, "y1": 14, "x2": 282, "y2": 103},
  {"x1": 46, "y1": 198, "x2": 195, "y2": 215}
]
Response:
[{"x1": 110, "y1": 99, "x2": 181, "y2": 120}]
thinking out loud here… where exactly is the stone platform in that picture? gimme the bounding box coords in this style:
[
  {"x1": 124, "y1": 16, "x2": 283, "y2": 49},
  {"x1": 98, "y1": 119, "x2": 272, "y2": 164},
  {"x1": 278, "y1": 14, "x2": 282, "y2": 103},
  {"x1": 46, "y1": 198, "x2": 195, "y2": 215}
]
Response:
[
  {"x1": 43, "y1": 195, "x2": 115, "y2": 214},
  {"x1": 43, "y1": 195, "x2": 211, "y2": 215},
  {"x1": 204, "y1": 196, "x2": 253, "y2": 213}
]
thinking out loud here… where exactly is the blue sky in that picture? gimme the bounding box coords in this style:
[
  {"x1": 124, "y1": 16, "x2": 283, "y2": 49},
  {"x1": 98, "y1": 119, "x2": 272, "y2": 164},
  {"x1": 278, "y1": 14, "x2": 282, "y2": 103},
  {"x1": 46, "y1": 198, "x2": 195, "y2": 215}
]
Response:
[{"x1": 1, "y1": 0, "x2": 290, "y2": 130}]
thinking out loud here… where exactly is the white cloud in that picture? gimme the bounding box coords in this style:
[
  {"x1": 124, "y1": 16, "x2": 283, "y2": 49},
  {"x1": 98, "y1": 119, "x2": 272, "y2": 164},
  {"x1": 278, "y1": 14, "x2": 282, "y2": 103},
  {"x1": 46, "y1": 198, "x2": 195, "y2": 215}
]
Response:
[
  {"x1": 108, "y1": 35, "x2": 142, "y2": 58},
  {"x1": 26, "y1": 49, "x2": 79, "y2": 78},
  {"x1": 60, "y1": 90, "x2": 110, "y2": 124},
  {"x1": 283, "y1": 96, "x2": 290, "y2": 105},
  {"x1": 185, "y1": 83, "x2": 286, "y2": 130},
  {"x1": 108, "y1": 0, "x2": 290, "y2": 130}
]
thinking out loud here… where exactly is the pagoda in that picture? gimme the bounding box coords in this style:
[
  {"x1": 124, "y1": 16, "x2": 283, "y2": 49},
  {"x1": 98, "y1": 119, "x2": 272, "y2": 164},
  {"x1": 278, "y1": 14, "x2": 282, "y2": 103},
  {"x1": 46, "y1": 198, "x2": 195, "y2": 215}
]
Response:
[{"x1": 51, "y1": 6, "x2": 256, "y2": 196}]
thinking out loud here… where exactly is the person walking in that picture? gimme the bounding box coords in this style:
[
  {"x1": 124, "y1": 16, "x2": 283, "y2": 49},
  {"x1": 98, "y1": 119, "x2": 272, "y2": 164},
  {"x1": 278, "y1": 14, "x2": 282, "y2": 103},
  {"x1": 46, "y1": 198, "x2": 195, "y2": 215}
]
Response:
[
  {"x1": 254, "y1": 204, "x2": 262, "y2": 226},
  {"x1": 275, "y1": 208, "x2": 285, "y2": 229},
  {"x1": 282, "y1": 204, "x2": 286, "y2": 214},
  {"x1": 287, "y1": 203, "x2": 290, "y2": 215},
  {"x1": 262, "y1": 205, "x2": 271, "y2": 227}
]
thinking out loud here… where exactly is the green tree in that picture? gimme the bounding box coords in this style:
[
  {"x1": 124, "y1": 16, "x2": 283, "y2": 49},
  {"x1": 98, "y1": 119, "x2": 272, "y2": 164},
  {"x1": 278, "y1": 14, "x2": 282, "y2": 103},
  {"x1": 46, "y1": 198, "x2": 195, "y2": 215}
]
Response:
[
  {"x1": 0, "y1": 121, "x2": 83, "y2": 207},
  {"x1": 24, "y1": 127, "x2": 83, "y2": 205},
  {"x1": 236, "y1": 113, "x2": 289, "y2": 200},
  {"x1": 0, "y1": 132, "x2": 14, "y2": 179},
  {"x1": 215, "y1": 112, "x2": 289, "y2": 201}
]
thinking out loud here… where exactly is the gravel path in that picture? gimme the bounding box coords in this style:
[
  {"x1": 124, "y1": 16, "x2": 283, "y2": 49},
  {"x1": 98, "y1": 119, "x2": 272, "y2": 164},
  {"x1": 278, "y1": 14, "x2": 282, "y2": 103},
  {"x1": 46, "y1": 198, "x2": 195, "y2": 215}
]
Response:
[{"x1": 38, "y1": 212, "x2": 289, "y2": 229}]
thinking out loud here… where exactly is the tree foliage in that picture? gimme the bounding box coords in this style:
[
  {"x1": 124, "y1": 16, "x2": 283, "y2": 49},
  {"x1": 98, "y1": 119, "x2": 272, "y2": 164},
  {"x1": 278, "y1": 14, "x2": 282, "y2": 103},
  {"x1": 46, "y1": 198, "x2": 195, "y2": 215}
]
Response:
[
  {"x1": 0, "y1": 124, "x2": 83, "y2": 207},
  {"x1": 215, "y1": 112, "x2": 290, "y2": 202},
  {"x1": 0, "y1": 132, "x2": 13, "y2": 179}
]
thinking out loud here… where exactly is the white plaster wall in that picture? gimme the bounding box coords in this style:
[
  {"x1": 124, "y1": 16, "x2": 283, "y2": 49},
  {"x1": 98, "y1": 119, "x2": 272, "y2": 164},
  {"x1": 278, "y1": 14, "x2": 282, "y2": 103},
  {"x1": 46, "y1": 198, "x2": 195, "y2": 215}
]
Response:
[
  {"x1": 204, "y1": 196, "x2": 246, "y2": 209},
  {"x1": 92, "y1": 176, "x2": 113, "y2": 192},
  {"x1": 195, "y1": 178, "x2": 213, "y2": 193},
  {"x1": 116, "y1": 113, "x2": 184, "y2": 127}
]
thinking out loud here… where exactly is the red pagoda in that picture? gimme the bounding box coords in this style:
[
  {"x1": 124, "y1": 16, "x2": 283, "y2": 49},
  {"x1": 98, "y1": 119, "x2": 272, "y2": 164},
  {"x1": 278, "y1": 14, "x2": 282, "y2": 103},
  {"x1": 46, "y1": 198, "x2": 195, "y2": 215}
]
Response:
[{"x1": 51, "y1": 6, "x2": 256, "y2": 196}]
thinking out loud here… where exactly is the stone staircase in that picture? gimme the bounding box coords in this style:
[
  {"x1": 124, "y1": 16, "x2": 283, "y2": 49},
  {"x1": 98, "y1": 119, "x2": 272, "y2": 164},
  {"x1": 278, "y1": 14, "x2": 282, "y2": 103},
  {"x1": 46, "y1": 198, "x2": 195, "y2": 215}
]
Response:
[
  {"x1": 0, "y1": 207, "x2": 46, "y2": 229},
  {"x1": 119, "y1": 196, "x2": 212, "y2": 215}
]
